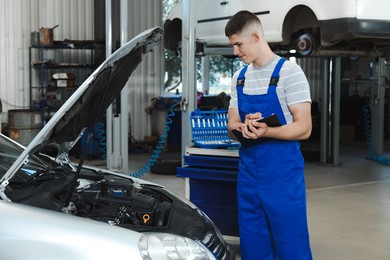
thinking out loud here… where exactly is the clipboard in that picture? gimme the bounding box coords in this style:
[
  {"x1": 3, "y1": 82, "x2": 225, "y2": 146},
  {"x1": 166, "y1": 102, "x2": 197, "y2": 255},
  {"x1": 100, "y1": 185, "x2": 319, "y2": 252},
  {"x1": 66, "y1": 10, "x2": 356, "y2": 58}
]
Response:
[{"x1": 255, "y1": 114, "x2": 281, "y2": 127}]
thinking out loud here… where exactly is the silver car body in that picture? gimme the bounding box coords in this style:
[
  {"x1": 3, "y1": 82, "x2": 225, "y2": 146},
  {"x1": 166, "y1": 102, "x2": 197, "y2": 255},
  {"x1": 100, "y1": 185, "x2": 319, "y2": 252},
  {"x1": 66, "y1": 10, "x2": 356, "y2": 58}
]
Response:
[
  {"x1": 0, "y1": 200, "x2": 144, "y2": 260},
  {"x1": 0, "y1": 26, "x2": 234, "y2": 259}
]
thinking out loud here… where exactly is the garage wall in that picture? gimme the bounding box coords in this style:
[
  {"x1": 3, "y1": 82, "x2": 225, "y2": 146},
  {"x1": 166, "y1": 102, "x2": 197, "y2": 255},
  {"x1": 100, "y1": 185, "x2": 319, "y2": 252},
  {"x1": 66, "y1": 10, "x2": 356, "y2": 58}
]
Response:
[
  {"x1": 0, "y1": 0, "x2": 95, "y2": 126},
  {"x1": 297, "y1": 57, "x2": 323, "y2": 103},
  {"x1": 124, "y1": 0, "x2": 164, "y2": 141}
]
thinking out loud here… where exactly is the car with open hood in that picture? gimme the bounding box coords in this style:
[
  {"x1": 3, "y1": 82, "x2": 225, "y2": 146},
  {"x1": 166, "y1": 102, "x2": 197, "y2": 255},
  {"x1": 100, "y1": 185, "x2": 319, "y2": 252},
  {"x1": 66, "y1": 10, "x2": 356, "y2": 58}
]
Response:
[{"x1": 0, "y1": 27, "x2": 234, "y2": 260}]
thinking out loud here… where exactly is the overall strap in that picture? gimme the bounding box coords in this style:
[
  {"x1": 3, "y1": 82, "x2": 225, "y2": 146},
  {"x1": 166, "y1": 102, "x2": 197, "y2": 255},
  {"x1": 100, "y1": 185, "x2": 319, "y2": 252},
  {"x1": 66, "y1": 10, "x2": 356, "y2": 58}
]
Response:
[
  {"x1": 269, "y1": 58, "x2": 286, "y2": 86},
  {"x1": 236, "y1": 66, "x2": 248, "y2": 87}
]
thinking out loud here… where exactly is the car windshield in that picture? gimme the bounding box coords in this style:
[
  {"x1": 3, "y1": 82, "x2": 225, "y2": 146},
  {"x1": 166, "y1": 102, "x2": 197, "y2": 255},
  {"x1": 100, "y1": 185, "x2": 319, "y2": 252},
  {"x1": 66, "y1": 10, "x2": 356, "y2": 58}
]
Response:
[
  {"x1": 0, "y1": 135, "x2": 55, "y2": 180},
  {"x1": 0, "y1": 136, "x2": 24, "y2": 177}
]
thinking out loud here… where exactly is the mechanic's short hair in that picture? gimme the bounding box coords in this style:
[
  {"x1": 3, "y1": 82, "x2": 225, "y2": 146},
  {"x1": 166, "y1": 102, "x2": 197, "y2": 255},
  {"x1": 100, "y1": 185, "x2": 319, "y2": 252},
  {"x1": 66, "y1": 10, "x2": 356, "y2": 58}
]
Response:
[{"x1": 225, "y1": 10, "x2": 262, "y2": 37}]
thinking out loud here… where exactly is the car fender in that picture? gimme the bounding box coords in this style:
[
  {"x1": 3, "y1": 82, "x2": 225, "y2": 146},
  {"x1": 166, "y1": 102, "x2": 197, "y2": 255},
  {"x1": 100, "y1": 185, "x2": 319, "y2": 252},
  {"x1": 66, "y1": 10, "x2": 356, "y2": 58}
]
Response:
[{"x1": 0, "y1": 200, "x2": 143, "y2": 260}]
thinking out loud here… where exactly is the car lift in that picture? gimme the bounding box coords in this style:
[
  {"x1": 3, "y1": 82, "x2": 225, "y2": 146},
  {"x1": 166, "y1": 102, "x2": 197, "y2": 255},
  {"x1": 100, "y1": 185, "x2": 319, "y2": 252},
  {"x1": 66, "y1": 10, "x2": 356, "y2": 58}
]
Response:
[
  {"x1": 181, "y1": 0, "x2": 198, "y2": 159},
  {"x1": 180, "y1": 0, "x2": 389, "y2": 166},
  {"x1": 105, "y1": 0, "x2": 129, "y2": 173}
]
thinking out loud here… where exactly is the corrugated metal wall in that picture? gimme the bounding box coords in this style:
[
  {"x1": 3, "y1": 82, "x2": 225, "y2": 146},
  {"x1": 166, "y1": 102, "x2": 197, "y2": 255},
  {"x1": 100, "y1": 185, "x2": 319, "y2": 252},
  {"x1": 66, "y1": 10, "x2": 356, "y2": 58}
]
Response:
[
  {"x1": 126, "y1": 0, "x2": 163, "y2": 141},
  {"x1": 0, "y1": 0, "x2": 95, "y2": 125},
  {"x1": 297, "y1": 57, "x2": 323, "y2": 102}
]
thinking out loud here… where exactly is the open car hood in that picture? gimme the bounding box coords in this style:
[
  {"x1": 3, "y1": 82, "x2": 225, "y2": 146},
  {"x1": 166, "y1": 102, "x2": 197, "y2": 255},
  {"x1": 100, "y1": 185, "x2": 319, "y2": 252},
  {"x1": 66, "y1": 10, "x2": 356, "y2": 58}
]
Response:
[{"x1": 0, "y1": 27, "x2": 163, "y2": 185}]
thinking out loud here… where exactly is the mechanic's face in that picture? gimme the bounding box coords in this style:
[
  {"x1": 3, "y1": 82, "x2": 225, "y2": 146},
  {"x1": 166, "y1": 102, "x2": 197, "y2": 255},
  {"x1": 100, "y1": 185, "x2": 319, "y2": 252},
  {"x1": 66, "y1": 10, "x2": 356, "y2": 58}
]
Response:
[{"x1": 229, "y1": 32, "x2": 258, "y2": 64}]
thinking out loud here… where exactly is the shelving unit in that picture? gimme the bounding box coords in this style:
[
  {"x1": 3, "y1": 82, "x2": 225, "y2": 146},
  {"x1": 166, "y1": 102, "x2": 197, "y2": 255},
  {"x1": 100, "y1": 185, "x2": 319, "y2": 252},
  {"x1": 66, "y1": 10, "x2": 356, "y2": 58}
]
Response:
[{"x1": 29, "y1": 41, "x2": 104, "y2": 126}]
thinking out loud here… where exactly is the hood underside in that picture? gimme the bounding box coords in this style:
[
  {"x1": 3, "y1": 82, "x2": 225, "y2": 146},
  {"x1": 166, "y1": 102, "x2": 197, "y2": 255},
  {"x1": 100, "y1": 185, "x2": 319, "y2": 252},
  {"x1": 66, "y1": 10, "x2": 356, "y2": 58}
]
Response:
[
  {"x1": 49, "y1": 27, "x2": 163, "y2": 145},
  {"x1": 52, "y1": 46, "x2": 142, "y2": 144}
]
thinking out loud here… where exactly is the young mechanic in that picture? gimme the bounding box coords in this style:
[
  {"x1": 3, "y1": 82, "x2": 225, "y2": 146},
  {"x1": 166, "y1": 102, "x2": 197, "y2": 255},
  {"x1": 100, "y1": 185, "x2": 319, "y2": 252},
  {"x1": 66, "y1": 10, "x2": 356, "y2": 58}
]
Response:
[{"x1": 225, "y1": 10, "x2": 313, "y2": 260}]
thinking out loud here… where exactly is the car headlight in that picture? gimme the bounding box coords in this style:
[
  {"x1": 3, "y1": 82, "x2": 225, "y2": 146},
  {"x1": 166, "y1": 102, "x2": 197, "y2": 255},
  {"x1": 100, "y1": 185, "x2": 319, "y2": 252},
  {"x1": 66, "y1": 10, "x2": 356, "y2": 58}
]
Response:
[{"x1": 138, "y1": 232, "x2": 216, "y2": 260}]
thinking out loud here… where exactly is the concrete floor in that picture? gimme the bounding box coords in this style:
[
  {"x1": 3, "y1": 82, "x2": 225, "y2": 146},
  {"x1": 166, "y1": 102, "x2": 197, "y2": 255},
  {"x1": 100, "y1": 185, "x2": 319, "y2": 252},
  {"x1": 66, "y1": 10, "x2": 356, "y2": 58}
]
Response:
[
  {"x1": 304, "y1": 142, "x2": 390, "y2": 260},
  {"x1": 84, "y1": 141, "x2": 390, "y2": 259}
]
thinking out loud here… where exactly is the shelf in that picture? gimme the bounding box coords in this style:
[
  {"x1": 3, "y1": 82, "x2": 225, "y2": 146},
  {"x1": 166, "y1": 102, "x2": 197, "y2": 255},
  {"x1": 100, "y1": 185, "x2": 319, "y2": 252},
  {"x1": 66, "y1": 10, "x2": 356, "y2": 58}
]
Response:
[
  {"x1": 29, "y1": 41, "x2": 103, "y2": 126},
  {"x1": 32, "y1": 64, "x2": 95, "y2": 69},
  {"x1": 31, "y1": 40, "x2": 104, "y2": 50},
  {"x1": 341, "y1": 78, "x2": 378, "y2": 84}
]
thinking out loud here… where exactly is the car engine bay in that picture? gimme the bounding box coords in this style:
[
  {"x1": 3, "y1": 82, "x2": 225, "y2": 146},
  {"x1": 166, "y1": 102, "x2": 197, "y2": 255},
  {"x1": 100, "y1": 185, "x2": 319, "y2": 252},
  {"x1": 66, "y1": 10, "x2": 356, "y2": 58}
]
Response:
[
  {"x1": 5, "y1": 166, "x2": 173, "y2": 230},
  {"x1": 70, "y1": 176, "x2": 173, "y2": 229}
]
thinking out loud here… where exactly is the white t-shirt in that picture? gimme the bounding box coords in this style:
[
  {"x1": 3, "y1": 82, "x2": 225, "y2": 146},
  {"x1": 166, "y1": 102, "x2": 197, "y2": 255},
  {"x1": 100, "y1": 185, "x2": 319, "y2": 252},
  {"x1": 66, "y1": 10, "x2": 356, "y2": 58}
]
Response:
[{"x1": 229, "y1": 55, "x2": 311, "y2": 124}]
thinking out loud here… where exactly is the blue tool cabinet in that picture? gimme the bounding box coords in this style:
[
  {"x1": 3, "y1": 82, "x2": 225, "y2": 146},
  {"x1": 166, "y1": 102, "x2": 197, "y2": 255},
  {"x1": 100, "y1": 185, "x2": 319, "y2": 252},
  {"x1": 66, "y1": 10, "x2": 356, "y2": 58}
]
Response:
[{"x1": 176, "y1": 147, "x2": 240, "y2": 237}]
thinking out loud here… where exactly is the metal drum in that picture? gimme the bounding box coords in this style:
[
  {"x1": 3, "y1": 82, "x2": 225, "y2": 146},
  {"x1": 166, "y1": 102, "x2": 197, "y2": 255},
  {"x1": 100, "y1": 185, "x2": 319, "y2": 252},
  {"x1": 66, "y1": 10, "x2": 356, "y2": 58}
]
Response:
[{"x1": 8, "y1": 109, "x2": 41, "y2": 146}]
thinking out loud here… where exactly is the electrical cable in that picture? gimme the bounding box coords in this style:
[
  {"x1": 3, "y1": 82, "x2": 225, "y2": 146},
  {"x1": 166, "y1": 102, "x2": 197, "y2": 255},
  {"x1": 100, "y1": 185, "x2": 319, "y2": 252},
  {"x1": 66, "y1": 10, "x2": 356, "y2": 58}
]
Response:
[
  {"x1": 362, "y1": 98, "x2": 390, "y2": 165},
  {"x1": 129, "y1": 101, "x2": 181, "y2": 178}
]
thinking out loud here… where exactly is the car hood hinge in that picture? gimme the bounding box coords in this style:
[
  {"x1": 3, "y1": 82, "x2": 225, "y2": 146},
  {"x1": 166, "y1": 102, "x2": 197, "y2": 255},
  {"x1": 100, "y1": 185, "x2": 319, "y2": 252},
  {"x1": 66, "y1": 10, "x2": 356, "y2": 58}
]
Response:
[{"x1": 0, "y1": 180, "x2": 11, "y2": 202}]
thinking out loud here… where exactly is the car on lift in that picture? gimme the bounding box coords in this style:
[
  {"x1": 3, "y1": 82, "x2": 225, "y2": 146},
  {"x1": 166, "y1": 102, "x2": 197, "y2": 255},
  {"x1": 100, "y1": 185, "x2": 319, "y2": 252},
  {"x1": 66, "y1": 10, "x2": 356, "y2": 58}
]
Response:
[
  {"x1": 164, "y1": 0, "x2": 390, "y2": 56},
  {"x1": 0, "y1": 27, "x2": 234, "y2": 260}
]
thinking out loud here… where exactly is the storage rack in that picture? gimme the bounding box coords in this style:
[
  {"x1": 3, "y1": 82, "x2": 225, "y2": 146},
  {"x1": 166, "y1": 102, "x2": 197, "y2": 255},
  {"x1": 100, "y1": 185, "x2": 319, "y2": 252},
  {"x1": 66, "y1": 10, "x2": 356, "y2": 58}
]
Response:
[{"x1": 29, "y1": 41, "x2": 104, "y2": 126}]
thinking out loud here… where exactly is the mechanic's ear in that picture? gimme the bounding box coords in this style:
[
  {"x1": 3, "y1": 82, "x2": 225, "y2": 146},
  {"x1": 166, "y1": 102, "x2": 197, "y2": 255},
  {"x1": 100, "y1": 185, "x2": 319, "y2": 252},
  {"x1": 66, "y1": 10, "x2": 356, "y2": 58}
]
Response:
[{"x1": 252, "y1": 32, "x2": 260, "y2": 42}]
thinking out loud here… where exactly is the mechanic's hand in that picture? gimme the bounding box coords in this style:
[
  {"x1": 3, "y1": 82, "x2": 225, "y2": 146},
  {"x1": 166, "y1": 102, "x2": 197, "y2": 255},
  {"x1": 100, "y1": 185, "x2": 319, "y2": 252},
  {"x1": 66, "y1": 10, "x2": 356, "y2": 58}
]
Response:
[
  {"x1": 238, "y1": 112, "x2": 266, "y2": 139},
  {"x1": 244, "y1": 112, "x2": 262, "y2": 123}
]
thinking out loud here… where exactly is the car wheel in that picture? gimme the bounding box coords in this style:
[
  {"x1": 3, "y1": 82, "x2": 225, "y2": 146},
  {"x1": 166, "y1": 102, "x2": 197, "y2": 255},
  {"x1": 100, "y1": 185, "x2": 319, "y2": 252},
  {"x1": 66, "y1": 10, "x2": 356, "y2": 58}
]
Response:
[{"x1": 296, "y1": 32, "x2": 315, "y2": 56}]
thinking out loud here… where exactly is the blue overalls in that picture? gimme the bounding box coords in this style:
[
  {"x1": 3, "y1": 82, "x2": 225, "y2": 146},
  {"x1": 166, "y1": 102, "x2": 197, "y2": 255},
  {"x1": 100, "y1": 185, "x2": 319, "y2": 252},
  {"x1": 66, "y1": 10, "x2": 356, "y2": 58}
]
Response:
[{"x1": 236, "y1": 58, "x2": 312, "y2": 260}]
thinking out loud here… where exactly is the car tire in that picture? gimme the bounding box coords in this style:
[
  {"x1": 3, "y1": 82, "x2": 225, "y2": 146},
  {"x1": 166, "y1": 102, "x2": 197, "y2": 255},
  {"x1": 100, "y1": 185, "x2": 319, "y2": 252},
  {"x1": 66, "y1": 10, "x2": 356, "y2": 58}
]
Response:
[{"x1": 150, "y1": 152, "x2": 181, "y2": 175}]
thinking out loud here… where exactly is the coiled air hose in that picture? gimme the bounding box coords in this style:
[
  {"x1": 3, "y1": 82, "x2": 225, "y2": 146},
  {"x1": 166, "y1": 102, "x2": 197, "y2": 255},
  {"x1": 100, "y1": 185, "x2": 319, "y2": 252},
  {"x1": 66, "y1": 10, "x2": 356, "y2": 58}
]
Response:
[
  {"x1": 96, "y1": 118, "x2": 107, "y2": 162},
  {"x1": 129, "y1": 101, "x2": 181, "y2": 178},
  {"x1": 362, "y1": 98, "x2": 390, "y2": 165}
]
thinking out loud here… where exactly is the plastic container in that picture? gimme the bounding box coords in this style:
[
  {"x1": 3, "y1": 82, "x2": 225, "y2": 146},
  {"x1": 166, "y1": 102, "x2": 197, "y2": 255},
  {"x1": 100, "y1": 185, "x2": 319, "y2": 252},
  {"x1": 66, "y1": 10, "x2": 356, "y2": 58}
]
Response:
[{"x1": 190, "y1": 110, "x2": 240, "y2": 149}]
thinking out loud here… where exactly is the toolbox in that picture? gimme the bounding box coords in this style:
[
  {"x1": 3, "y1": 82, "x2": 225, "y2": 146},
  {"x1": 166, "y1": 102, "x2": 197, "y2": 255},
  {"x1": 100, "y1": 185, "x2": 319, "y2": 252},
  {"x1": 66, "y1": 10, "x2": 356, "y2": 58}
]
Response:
[{"x1": 190, "y1": 109, "x2": 240, "y2": 149}]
